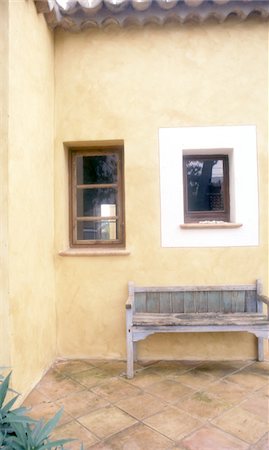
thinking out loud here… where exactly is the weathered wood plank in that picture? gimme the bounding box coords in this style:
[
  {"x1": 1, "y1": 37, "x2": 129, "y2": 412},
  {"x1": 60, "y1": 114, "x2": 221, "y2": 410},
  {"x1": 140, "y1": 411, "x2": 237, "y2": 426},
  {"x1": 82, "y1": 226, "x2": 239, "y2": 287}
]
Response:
[
  {"x1": 194, "y1": 292, "x2": 208, "y2": 313},
  {"x1": 208, "y1": 291, "x2": 221, "y2": 312},
  {"x1": 134, "y1": 285, "x2": 256, "y2": 293},
  {"x1": 146, "y1": 292, "x2": 160, "y2": 313},
  {"x1": 132, "y1": 325, "x2": 269, "y2": 340},
  {"x1": 184, "y1": 292, "x2": 195, "y2": 313},
  {"x1": 133, "y1": 312, "x2": 269, "y2": 327},
  {"x1": 245, "y1": 291, "x2": 257, "y2": 312},
  {"x1": 233, "y1": 291, "x2": 245, "y2": 312},
  {"x1": 222, "y1": 291, "x2": 232, "y2": 313},
  {"x1": 134, "y1": 292, "x2": 146, "y2": 313},
  {"x1": 160, "y1": 292, "x2": 172, "y2": 313},
  {"x1": 171, "y1": 292, "x2": 185, "y2": 313}
]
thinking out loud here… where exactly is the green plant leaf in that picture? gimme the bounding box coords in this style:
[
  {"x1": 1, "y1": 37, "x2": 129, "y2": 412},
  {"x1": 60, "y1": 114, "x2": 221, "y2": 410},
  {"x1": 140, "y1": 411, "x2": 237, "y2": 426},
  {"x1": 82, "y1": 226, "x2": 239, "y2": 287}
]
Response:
[
  {"x1": 2, "y1": 393, "x2": 20, "y2": 412},
  {"x1": 8, "y1": 421, "x2": 27, "y2": 446},
  {"x1": 32, "y1": 409, "x2": 63, "y2": 445},
  {"x1": 5, "y1": 412, "x2": 35, "y2": 424},
  {"x1": 9, "y1": 405, "x2": 31, "y2": 416},
  {"x1": 4, "y1": 441, "x2": 23, "y2": 450},
  {"x1": 41, "y1": 437, "x2": 76, "y2": 449},
  {"x1": 0, "y1": 370, "x2": 77, "y2": 450},
  {"x1": 0, "y1": 372, "x2": 11, "y2": 407},
  {"x1": 31, "y1": 417, "x2": 44, "y2": 440}
]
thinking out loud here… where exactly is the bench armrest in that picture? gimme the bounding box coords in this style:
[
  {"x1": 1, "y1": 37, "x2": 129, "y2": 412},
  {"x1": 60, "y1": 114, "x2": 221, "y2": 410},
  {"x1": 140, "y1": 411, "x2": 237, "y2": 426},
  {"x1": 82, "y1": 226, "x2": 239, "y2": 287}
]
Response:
[
  {"x1": 258, "y1": 294, "x2": 269, "y2": 306},
  {"x1": 126, "y1": 296, "x2": 134, "y2": 310},
  {"x1": 126, "y1": 281, "x2": 135, "y2": 310},
  {"x1": 258, "y1": 295, "x2": 269, "y2": 319}
]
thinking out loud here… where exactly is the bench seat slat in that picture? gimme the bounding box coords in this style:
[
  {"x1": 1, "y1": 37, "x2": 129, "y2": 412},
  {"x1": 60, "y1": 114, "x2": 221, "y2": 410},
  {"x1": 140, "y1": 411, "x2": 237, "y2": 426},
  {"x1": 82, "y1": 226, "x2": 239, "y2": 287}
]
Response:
[{"x1": 133, "y1": 312, "x2": 269, "y2": 327}]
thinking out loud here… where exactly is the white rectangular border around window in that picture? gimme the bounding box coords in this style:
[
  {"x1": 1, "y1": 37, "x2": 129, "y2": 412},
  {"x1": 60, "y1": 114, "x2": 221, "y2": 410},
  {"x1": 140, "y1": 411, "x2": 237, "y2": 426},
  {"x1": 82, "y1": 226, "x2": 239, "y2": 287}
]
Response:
[{"x1": 159, "y1": 125, "x2": 259, "y2": 248}]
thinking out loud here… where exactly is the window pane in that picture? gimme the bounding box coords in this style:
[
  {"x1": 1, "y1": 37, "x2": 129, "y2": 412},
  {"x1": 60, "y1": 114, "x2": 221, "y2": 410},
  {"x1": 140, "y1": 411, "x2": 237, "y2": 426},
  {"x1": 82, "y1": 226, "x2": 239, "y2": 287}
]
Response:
[
  {"x1": 77, "y1": 188, "x2": 117, "y2": 217},
  {"x1": 185, "y1": 158, "x2": 224, "y2": 212},
  {"x1": 76, "y1": 155, "x2": 118, "y2": 185},
  {"x1": 77, "y1": 220, "x2": 117, "y2": 241}
]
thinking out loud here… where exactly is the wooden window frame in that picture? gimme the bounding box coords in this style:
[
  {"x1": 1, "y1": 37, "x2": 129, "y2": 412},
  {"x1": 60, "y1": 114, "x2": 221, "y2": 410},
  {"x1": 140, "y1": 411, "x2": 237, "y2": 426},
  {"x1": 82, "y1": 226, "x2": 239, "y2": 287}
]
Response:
[
  {"x1": 69, "y1": 143, "x2": 125, "y2": 248},
  {"x1": 183, "y1": 154, "x2": 230, "y2": 223}
]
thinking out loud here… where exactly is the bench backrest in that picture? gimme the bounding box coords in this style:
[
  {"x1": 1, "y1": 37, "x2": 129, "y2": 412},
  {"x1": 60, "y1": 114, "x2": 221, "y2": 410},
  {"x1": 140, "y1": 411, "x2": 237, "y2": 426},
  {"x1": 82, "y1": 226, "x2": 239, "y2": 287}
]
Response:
[{"x1": 129, "y1": 281, "x2": 261, "y2": 314}]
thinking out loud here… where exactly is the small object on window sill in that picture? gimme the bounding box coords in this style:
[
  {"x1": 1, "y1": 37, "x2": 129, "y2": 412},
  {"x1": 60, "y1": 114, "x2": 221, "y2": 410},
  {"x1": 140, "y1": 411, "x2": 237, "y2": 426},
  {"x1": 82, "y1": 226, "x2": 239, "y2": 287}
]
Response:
[
  {"x1": 180, "y1": 222, "x2": 242, "y2": 229},
  {"x1": 59, "y1": 248, "x2": 131, "y2": 256}
]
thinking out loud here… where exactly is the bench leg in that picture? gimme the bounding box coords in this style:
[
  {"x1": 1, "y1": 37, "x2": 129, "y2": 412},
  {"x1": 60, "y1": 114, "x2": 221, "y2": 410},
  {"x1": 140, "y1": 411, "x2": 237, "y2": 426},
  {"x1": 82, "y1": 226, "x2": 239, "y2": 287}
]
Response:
[
  {"x1": 126, "y1": 329, "x2": 134, "y2": 378},
  {"x1": 133, "y1": 342, "x2": 137, "y2": 362},
  {"x1": 258, "y1": 337, "x2": 264, "y2": 361}
]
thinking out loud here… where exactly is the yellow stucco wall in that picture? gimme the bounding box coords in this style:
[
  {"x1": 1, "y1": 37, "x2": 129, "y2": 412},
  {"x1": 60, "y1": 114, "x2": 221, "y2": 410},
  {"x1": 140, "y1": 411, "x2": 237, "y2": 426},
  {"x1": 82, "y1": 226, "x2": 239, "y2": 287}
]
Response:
[
  {"x1": 55, "y1": 20, "x2": 268, "y2": 361},
  {"x1": 7, "y1": 0, "x2": 56, "y2": 393},
  {"x1": 0, "y1": 0, "x2": 10, "y2": 368}
]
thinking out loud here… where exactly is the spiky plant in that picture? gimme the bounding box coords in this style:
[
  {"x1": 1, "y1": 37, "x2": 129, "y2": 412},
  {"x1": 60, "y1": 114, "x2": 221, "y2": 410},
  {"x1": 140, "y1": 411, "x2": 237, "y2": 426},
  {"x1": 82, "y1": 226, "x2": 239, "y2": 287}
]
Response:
[{"x1": 0, "y1": 372, "x2": 76, "y2": 449}]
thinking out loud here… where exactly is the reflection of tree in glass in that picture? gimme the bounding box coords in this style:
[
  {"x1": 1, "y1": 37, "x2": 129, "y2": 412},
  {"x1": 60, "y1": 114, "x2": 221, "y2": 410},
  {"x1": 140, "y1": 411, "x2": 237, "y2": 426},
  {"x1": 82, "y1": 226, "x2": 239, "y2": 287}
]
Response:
[
  {"x1": 186, "y1": 159, "x2": 216, "y2": 211},
  {"x1": 83, "y1": 155, "x2": 117, "y2": 184},
  {"x1": 82, "y1": 155, "x2": 118, "y2": 216}
]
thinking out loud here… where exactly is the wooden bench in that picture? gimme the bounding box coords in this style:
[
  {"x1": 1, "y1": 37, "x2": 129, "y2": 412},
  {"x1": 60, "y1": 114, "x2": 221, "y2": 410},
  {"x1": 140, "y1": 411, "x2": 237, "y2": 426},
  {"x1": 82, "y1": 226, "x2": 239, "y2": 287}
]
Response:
[{"x1": 125, "y1": 280, "x2": 269, "y2": 378}]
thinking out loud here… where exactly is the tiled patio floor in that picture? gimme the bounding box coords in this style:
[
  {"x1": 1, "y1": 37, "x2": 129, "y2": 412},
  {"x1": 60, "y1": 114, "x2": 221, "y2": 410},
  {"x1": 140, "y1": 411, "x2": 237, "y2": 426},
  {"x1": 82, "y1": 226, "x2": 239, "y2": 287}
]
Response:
[{"x1": 23, "y1": 359, "x2": 269, "y2": 449}]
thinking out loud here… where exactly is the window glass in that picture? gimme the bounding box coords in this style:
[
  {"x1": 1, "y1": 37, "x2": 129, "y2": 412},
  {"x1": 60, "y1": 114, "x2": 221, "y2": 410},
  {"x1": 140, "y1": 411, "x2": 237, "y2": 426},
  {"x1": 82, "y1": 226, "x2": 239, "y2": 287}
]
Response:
[
  {"x1": 76, "y1": 155, "x2": 118, "y2": 185},
  {"x1": 70, "y1": 146, "x2": 124, "y2": 247},
  {"x1": 183, "y1": 155, "x2": 229, "y2": 223},
  {"x1": 185, "y1": 158, "x2": 224, "y2": 212},
  {"x1": 76, "y1": 188, "x2": 117, "y2": 217},
  {"x1": 77, "y1": 219, "x2": 117, "y2": 241}
]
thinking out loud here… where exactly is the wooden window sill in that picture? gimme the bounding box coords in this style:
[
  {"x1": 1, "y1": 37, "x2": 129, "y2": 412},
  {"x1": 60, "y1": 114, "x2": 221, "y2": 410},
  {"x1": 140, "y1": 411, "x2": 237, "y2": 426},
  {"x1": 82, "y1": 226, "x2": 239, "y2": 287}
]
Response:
[
  {"x1": 180, "y1": 222, "x2": 242, "y2": 229},
  {"x1": 59, "y1": 248, "x2": 131, "y2": 257}
]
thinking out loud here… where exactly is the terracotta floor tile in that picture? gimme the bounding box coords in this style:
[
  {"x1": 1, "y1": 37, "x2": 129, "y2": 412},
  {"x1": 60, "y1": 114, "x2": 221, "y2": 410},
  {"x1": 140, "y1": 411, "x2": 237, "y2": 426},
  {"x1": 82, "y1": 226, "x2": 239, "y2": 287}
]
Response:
[
  {"x1": 38, "y1": 368, "x2": 66, "y2": 384},
  {"x1": 91, "y1": 423, "x2": 173, "y2": 450},
  {"x1": 172, "y1": 446, "x2": 191, "y2": 450},
  {"x1": 244, "y1": 361, "x2": 269, "y2": 377},
  {"x1": 240, "y1": 389, "x2": 269, "y2": 423},
  {"x1": 225, "y1": 371, "x2": 268, "y2": 391},
  {"x1": 54, "y1": 359, "x2": 95, "y2": 376},
  {"x1": 143, "y1": 360, "x2": 199, "y2": 377},
  {"x1": 29, "y1": 400, "x2": 73, "y2": 426},
  {"x1": 176, "y1": 390, "x2": 231, "y2": 420},
  {"x1": 84, "y1": 359, "x2": 111, "y2": 368},
  {"x1": 180, "y1": 424, "x2": 249, "y2": 450},
  {"x1": 206, "y1": 379, "x2": 251, "y2": 404},
  {"x1": 55, "y1": 390, "x2": 110, "y2": 418},
  {"x1": 91, "y1": 378, "x2": 141, "y2": 403},
  {"x1": 136, "y1": 360, "x2": 161, "y2": 367},
  {"x1": 95, "y1": 361, "x2": 129, "y2": 377},
  {"x1": 143, "y1": 406, "x2": 202, "y2": 440},
  {"x1": 23, "y1": 359, "x2": 269, "y2": 449},
  {"x1": 195, "y1": 361, "x2": 249, "y2": 378},
  {"x1": 23, "y1": 388, "x2": 50, "y2": 408},
  {"x1": 173, "y1": 369, "x2": 217, "y2": 389},
  {"x1": 77, "y1": 405, "x2": 137, "y2": 439},
  {"x1": 69, "y1": 368, "x2": 112, "y2": 388},
  {"x1": 125, "y1": 370, "x2": 164, "y2": 388},
  {"x1": 212, "y1": 406, "x2": 269, "y2": 444},
  {"x1": 51, "y1": 419, "x2": 99, "y2": 449},
  {"x1": 116, "y1": 391, "x2": 166, "y2": 420},
  {"x1": 144, "y1": 379, "x2": 194, "y2": 403},
  {"x1": 250, "y1": 432, "x2": 269, "y2": 450},
  {"x1": 36, "y1": 370, "x2": 83, "y2": 401}
]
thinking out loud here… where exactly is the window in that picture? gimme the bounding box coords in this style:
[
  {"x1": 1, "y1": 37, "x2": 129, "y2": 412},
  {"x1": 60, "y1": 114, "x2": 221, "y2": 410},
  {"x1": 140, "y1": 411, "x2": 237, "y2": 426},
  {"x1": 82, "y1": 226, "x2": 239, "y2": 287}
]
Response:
[
  {"x1": 159, "y1": 126, "x2": 259, "y2": 248},
  {"x1": 183, "y1": 154, "x2": 230, "y2": 223},
  {"x1": 69, "y1": 143, "x2": 125, "y2": 247}
]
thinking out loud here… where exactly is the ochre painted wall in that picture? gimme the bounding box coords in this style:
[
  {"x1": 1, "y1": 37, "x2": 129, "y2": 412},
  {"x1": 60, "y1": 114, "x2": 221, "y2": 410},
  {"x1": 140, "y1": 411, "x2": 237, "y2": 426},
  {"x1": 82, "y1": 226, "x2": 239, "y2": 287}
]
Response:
[
  {"x1": 0, "y1": 0, "x2": 10, "y2": 368},
  {"x1": 54, "y1": 20, "x2": 268, "y2": 361},
  {"x1": 7, "y1": 0, "x2": 56, "y2": 393}
]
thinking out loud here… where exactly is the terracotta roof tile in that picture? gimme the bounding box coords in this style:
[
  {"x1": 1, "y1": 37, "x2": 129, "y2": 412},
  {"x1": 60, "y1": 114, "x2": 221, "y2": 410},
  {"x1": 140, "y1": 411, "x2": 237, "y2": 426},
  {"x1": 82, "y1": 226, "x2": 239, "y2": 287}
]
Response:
[{"x1": 35, "y1": 0, "x2": 269, "y2": 30}]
